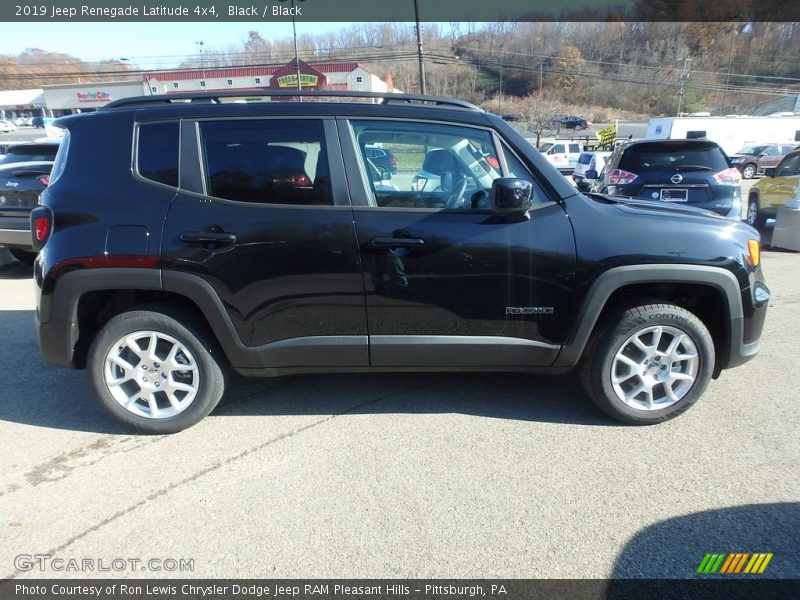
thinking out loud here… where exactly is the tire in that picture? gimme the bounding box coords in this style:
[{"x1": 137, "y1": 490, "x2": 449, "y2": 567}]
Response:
[
  {"x1": 87, "y1": 305, "x2": 227, "y2": 434},
  {"x1": 741, "y1": 163, "x2": 757, "y2": 179},
  {"x1": 579, "y1": 303, "x2": 714, "y2": 425},
  {"x1": 9, "y1": 249, "x2": 37, "y2": 264},
  {"x1": 746, "y1": 196, "x2": 767, "y2": 229}
]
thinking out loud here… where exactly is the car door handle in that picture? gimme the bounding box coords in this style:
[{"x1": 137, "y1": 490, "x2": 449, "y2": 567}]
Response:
[
  {"x1": 369, "y1": 236, "x2": 425, "y2": 249},
  {"x1": 180, "y1": 231, "x2": 237, "y2": 244}
]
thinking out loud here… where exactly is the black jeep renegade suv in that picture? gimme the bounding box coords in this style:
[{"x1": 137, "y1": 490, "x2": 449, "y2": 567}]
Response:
[{"x1": 32, "y1": 91, "x2": 769, "y2": 433}]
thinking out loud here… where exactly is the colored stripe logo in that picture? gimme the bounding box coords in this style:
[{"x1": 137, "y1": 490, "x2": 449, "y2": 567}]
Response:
[{"x1": 697, "y1": 552, "x2": 773, "y2": 574}]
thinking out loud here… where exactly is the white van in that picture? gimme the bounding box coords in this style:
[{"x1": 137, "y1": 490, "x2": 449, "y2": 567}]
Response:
[{"x1": 538, "y1": 140, "x2": 584, "y2": 173}]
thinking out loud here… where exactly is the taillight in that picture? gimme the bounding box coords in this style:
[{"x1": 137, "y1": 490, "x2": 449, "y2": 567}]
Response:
[
  {"x1": 713, "y1": 168, "x2": 742, "y2": 185},
  {"x1": 30, "y1": 206, "x2": 52, "y2": 251},
  {"x1": 389, "y1": 155, "x2": 397, "y2": 165},
  {"x1": 38, "y1": 175, "x2": 50, "y2": 187},
  {"x1": 291, "y1": 174, "x2": 312, "y2": 187},
  {"x1": 608, "y1": 169, "x2": 638, "y2": 185},
  {"x1": 35, "y1": 217, "x2": 50, "y2": 241}
]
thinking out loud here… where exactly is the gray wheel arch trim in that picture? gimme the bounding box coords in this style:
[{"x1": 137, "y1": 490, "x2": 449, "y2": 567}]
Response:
[{"x1": 554, "y1": 264, "x2": 745, "y2": 368}]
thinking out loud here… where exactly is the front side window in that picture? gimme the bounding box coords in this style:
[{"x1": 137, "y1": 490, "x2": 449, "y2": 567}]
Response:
[
  {"x1": 350, "y1": 120, "x2": 545, "y2": 210},
  {"x1": 552, "y1": 144, "x2": 565, "y2": 154},
  {"x1": 137, "y1": 122, "x2": 179, "y2": 187},
  {"x1": 775, "y1": 153, "x2": 800, "y2": 177},
  {"x1": 199, "y1": 119, "x2": 332, "y2": 205}
]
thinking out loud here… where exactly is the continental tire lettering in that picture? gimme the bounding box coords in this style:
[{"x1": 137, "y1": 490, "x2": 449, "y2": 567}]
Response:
[{"x1": 649, "y1": 314, "x2": 690, "y2": 323}]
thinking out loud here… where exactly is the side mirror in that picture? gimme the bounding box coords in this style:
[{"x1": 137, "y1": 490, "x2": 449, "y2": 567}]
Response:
[
  {"x1": 585, "y1": 169, "x2": 599, "y2": 180},
  {"x1": 764, "y1": 167, "x2": 776, "y2": 177},
  {"x1": 491, "y1": 178, "x2": 533, "y2": 215}
]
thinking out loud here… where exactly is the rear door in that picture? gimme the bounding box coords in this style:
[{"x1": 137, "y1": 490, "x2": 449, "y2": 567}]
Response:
[
  {"x1": 339, "y1": 118, "x2": 576, "y2": 368},
  {"x1": 161, "y1": 117, "x2": 368, "y2": 368}
]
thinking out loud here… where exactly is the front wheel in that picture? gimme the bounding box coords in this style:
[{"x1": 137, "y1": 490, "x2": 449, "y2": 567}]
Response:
[
  {"x1": 741, "y1": 163, "x2": 757, "y2": 179},
  {"x1": 87, "y1": 306, "x2": 227, "y2": 434},
  {"x1": 746, "y1": 197, "x2": 766, "y2": 229},
  {"x1": 579, "y1": 303, "x2": 714, "y2": 425}
]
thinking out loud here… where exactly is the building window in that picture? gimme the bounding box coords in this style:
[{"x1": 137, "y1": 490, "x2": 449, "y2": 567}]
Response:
[
  {"x1": 227, "y1": 79, "x2": 233, "y2": 85},
  {"x1": 173, "y1": 82, "x2": 179, "y2": 89},
  {"x1": 255, "y1": 78, "x2": 261, "y2": 84},
  {"x1": 356, "y1": 76, "x2": 363, "y2": 83},
  {"x1": 200, "y1": 81, "x2": 206, "y2": 87},
  {"x1": 151, "y1": 87, "x2": 158, "y2": 93}
]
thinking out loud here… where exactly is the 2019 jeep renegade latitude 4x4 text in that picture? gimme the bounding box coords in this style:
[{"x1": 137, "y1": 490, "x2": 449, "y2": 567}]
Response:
[{"x1": 32, "y1": 91, "x2": 769, "y2": 433}]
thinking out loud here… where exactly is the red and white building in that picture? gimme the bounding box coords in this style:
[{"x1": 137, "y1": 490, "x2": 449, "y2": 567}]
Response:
[{"x1": 145, "y1": 60, "x2": 392, "y2": 96}]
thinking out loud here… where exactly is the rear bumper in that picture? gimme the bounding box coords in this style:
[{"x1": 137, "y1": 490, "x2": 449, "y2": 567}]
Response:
[{"x1": 0, "y1": 214, "x2": 33, "y2": 250}]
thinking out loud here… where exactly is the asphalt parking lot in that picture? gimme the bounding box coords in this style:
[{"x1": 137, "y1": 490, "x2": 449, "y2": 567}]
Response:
[{"x1": 0, "y1": 247, "x2": 797, "y2": 581}]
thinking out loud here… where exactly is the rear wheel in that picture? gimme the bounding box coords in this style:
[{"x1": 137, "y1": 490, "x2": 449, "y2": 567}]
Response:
[
  {"x1": 579, "y1": 303, "x2": 714, "y2": 424},
  {"x1": 741, "y1": 163, "x2": 757, "y2": 179},
  {"x1": 88, "y1": 306, "x2": 227, "y2": 434},
  {"x1": 9, "y1": 249, "x2": 37, "y2": 264}
]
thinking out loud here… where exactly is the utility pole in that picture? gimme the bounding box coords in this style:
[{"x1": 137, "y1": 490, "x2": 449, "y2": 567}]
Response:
[
  {"x1": 539, "y1": 63, "x2": 543, "y2": 91},
  {"x1": 677, "y1": 58, "x2": 691, "y2": 116},
  {"x1": 414, "y1": 0, "x2": 426, "y2": 94},
  {"x1": 279, "y1": 0, "x2": 305, "y2": 96}
]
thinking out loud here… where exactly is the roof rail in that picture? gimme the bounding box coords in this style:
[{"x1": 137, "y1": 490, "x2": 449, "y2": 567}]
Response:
[{"x1": 103, "y1": 90, "x2": 482, "y2": 111}]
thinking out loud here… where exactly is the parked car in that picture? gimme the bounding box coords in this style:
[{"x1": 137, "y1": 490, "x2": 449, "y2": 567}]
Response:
[
  {"x1": 573, "y1": 151, "x2": 611, "y2": 190},
  {"x1": 364, "y1": 145, "x2": 397, "y2": 173},
  {"x1": 728, "y1": 143, "x2": 795, "y2": 179},
  {"x1": 31, "y1": 116, "x2": 45, "y2": 128},
  {"x1": 746, "y1": 148, "x2": 800, "y2": 228},
  {"x1": 588, "y1": 139, "x2": 743, "y2": 220},
  {"x1": 32, "y1": 90, "x2": 767, "y2": 433},
  {"x1": 538, "y1": 140, "x2": 584, "y2": 173},
  {"x1": 0, "y1": 120, "x2": 18, "y2": 134},
  {"x1": 558, "y1": 115, "x2": 592, "y2": 130},
  {"x1": 0, "y1": 141, "x2": 59, "y2": 263}
]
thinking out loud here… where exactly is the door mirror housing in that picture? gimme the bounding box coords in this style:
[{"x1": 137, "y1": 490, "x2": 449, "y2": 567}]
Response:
[
  {"x1": 491, "y1": 178, "x2": 533, "y2": 215},
  {"x1": 585, "y1": 169, "x2": 599, "y2": 180},
  {"x1": 764, "y1": 167, "x2": 776, "y2": 178}
]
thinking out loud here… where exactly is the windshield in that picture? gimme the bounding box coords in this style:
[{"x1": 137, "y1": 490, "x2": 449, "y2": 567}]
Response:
[{"x1": 735, "y1": 145, "x2": 768, "y2": 156}]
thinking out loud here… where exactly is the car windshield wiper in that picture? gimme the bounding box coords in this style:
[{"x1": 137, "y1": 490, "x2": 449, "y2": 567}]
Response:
[{"x1": 673, "y1": 165, "x2": 712, "y2": 172}]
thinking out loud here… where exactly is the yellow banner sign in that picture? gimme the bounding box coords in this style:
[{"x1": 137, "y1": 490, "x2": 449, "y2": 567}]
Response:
[
  {"x1": 276, "y1": 74, "x2": 319, "y2": 88},
  {"x1": 596, "y1": 123, "x2": 616, "y2": 146}
]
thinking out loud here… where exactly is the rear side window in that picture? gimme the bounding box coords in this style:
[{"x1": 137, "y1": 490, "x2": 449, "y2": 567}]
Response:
[
  {"x1": 137, "y1": 122, "x2": 179, "y2": 187},
  {"x1": 619, "y1": 143, "x2": 729, "y2": 173},
  {"x1": 199, "y1": 119, "x2": 331, "y2": 205},
  {"x1": 569, "y1": 144, "x2": 581, "y2": 153}
]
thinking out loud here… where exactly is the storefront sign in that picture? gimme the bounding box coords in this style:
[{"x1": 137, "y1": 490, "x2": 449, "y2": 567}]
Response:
[{"x1": 77, "y1": 91, "x2": 112, "y2": 102}]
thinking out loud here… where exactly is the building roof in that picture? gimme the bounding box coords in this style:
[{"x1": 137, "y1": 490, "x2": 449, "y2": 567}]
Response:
[
  {"x1": 146, "y1": 61, "x2": 365, "y2": 82},
  {"x1": 0, "y1": 88, "x2": 45, "y2": 108}
]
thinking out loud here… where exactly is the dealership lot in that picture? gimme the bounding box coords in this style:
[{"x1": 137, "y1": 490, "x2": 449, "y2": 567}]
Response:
[{"x1": 0, "y1": 249, "x2": 797, "y2": 579}]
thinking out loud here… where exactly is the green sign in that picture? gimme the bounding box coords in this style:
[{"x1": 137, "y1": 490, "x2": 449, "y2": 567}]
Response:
[{"x1": 277, "y1": 74, "x2": 319, "y2": 88}]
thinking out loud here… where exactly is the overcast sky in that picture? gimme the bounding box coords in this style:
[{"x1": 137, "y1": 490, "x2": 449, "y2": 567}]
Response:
[{"x1": 3, "y1": 22, "x2": 357, "y2": 69}]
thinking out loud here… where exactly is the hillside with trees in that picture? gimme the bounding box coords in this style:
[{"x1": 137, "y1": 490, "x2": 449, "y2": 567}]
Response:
[{"x1": 1, "y1": 22, "x2": 798, "y2": 118}]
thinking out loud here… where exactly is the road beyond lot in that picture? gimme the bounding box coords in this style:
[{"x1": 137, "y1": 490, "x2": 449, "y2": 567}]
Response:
[{"x1": 0, "y1": 253, "x2": 797, "y2": 579}]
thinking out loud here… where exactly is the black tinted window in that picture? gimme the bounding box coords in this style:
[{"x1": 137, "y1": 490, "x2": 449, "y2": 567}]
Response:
[
  {"x1": 619, "y1": 143, "x2": 729, "y2": 173},
  {"x1": 200, "y1": 119, "x2": 331, "y2": 205},
  {"x1": 138, "y1": 122, "x2": 179, "y2": 187},
  {"x1": 0, "y1": 144, "x2": 58, "y2": 165}
]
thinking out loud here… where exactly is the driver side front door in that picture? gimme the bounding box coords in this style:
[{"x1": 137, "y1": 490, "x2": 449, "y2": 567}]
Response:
[{"x1": 339, "y1": 118, "x2": 577, "y2": 368}]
